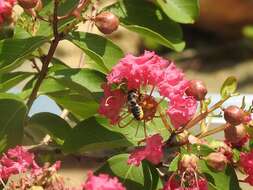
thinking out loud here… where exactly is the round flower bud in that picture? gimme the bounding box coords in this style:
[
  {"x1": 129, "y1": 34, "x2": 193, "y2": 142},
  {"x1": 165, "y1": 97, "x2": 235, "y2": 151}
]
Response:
[
  {"x1": 224, "y1": 124, "x2": 247, "y2": 145},
  {"x1": 95, "y1": 12, "x2": 119, "y2": 34},
  {"x1": 206, "y1": 152, "x2": 227, "y2": 171},
  {"x1": 17, "y1": 0, "x2": 38, "y2": 9},
  {"x1": 35, "y1": 0, "x2": 43, "y2": 12},
  {"x1": 224, "y1": 105, "x2": 245, "y2": 126},
  {"x1": 179, "y1": 154, "x2": 199, "y2": 171},
  {"x1": 185, "y1": 80, "x2": 207, "y2": 101}
]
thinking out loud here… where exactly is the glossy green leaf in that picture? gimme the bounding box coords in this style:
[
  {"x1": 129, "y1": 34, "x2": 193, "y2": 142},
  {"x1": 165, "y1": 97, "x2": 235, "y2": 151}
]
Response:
[
  {"x1": 63, "y1": 118, "x2": 133, "y2": 153},
  {"x1": 168, "y1": 154, "x2": 180, "y2": 172},
  {"x1": 97, "y1": 154, "x2": 163, "y2": 190},
  {"x1": 220, "y1": 76, "x2": 238, "y2": 99},
  {"x1": 51, "y1": 68, "x2": 106, "y2": 92},
  {"x1": 0, "y1": 36, "x2": 48, "y2": 73},
  {"x1": 0, "y1": 94, "x2": 27, "y2": 152},
  {"x1": 106, "y1": 0, "x2": 185, "y2": 51},
  {"x1": 0, "y1": 72, "x2": 33, "y2": 92},
  {"x1": 29, "y1": 112, "x2": 72, "y2": 145},
  {"x1": 199, "y1": 160, "x2": 240, "y2": 190},
  {"x1": 156, "y1": 0, "x2": 199, "y2": 24},
  {"x1": 50, "y1": 93, "x2": 98, "y2": 120},
  {"x1": 67, "y1": 32, "x2": 124, "y2": 73},
  {"x1": 191, "y1": 144, "x2": 215, "y2": 157}
]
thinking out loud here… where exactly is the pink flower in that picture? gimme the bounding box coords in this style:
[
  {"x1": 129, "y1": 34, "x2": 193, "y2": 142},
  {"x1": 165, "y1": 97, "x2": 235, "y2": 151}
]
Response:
[
  {"x1": 158, "y1": 63, "x2": 189, "y2": 99},
  {"x1": 107, "y1": 51, "x2": 170, "y2": 90},
  {"x1": 82, "y1": 171, "x2": 126, "y2": 190},
  {"x1": 98, "y1": 84, "x2": 126, "y2": 124},
  {"x1": 240, "y1": 151, "x2": 253, "y2": 175},
  {"x1": 245, "y1": 175, "x2": 253, "y2": 186},
  {"x1": 163, "y1": 177, "x2": 208, "y2": 190},
  {"x1": 0, "y1": 146, "x2": 37, "y2": 180},
  {"x1": 167, "y1": 96, "x2": 197, "y2": 129},
  {"x1": 128, "y1": 134, "x2": 163, "y2": 166},
  {"x1": 0, "y1": 0, "x2": 15, "y2": 25}
]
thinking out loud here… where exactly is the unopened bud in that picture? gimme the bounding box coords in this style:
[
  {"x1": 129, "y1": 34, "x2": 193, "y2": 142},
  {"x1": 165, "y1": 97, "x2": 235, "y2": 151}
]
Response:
[
  {"x1": 224, "y1": 105, "x2": 245, "y2": 126},
  {"x1": 180, "y1": 154, "x2": 199, "y2": 171},
  {"x1": 185, "y1": 80, "x2": 207, "y2": 101},
  {"x1": 95, "y1": 12, "x2": 119, "y2": 34},
  {"x1": 224, "y1": 124, "x2": 247, "y2": 145},
  {"x1": 35, "y1": 0, "x2": 43, "y2": 12},
  {"x1": 206, "y1": 152, "x2": 227, "y2": 171},
  {"x1": 18, "y1": 0, "x2": 38, "y2": 9}
]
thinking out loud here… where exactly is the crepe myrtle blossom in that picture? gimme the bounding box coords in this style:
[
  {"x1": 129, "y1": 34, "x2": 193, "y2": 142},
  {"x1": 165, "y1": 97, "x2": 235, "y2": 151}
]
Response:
[
  {"x1": 0, "y1": 0, "x2": 15, "y2": 25},
  {"x1": 82, "y1": 171, "x2": 126, "y2": 190},
  {"x1": 240, "y1": 151, "x2": 253, "y2": 186},
  {"x1": 128, "y1": 134, "x2": 164, "y2": 166},
  {"x1": 163, "y1": 176, "x2": 208, "y2": 190},
  {"x1": 0, "y1": 146, "x2": 38, "y2": 180},
  {"x1": 99, "y1": 51, "x2": 197, "y2": 128},
  {"x1": 167, "y1": 96, "x2": 197, "y2": 129}
]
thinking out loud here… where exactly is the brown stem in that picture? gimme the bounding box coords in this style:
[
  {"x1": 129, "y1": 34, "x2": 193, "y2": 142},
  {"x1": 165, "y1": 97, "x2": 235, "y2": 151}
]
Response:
[
  {"x1": 184, "y1": 97, "x2": 229, "y2": 130},
  {"x1": 26, "y1": 0, "x2": 62, "y2": 111},
  {"x1": 158, "y1": 105, "x2": 173, "y2": 133},
  {"x1": 30, "y1": 58, "x2": 40, "y2": 72},
  {"x1": 196, "y1": 124, "x2": 227, "y2": 139}
]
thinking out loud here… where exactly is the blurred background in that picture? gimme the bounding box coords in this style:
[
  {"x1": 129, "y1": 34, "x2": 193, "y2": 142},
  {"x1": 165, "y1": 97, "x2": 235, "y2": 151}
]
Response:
[{"x1": 53, "y1": 0, "x2": 253, "y2": 94}]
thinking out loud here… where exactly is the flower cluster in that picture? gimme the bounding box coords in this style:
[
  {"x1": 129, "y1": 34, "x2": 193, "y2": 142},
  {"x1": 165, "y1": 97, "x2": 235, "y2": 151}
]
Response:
[
  {"x1": 240, "y1": 151, "x2": 253, "y2": 186},
  {"x1": 99, "y1": 51, "x2": 197, "y2": 129},
  {"x1": 83, "y1": 171, "x2": 126, "y2": 190},
  {"x1": 0, "y1": 146, "x2": 38, "y2": 180},
  {"x1": 0, "y1": 0, "x2": 15, "y2": 25},
  {"x1": 128, "y1": 134, "x2": 164, "y2": 166}
]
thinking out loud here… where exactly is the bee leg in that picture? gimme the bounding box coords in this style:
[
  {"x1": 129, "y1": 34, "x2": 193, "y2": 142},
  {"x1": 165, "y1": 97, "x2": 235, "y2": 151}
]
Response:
[
  {"x1": 149, "y1": 85, "x2": 155, "y2": 96},
  {"x1": 118, "y1": 117, "x2": 135, "y2": 128},
  {"x1": 143, "y1": 120, "x2": 148, "y2": 138},
  {"x1": 135, "y1": 121, "x2": 141, "y2": 137}
]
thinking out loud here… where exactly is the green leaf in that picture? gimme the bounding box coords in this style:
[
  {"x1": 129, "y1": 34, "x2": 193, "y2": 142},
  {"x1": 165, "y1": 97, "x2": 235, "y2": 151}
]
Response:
[
  {"x1": 0, "y1": 36, "x2": 48, "y2": 73},
  {"x1": 106, "y1": 0, "x2": 185, "y2": 51},
  {"x1": 63, "y1": 118, "x2": 133, "y2": 153},
  {"x1": 97, "y1": 154, "x2": 163, "y2": 190},
  {"x1": 0, "y1": 72, "x2": 33, "y2": 92},
  {"x1": 29, "y1": 112, "x2": 72, "y2": 145},
  {"x1": 67, "y1": 32, "x2": 124, "y2": 73},
  {"x1": 156, "y1": 0, "x2": 199, "y2": 24},
  {"x1": 168, "y1": 154, "x2": 180, "y2": 172},
  {"x1": 220, "y1": 76, "x2": 238, "y2": 99},
  {"x1": 49, "y1": 93, "x2": 99, "y2": 120},
  {"x1": 0, "y1": 94, "x2": 27, "y2": 152},
  {"x1": 51, "y1": 68, "x2": 106, "y2": 92},
  {"x1": 191, "y1": 144, "x2": 215, "y2": 157},
  {"x1": 199, "y1": 160, "x2": 240, "y2": 190}
]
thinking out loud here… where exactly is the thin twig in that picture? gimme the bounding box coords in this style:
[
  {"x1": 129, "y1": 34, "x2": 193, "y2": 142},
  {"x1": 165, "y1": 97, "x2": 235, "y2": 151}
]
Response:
[
  {"x1": 26, "y1": 0, "x2": 62, "y2": 111},
  {"x1": 31, "y1": 58, "x2": 41, "y2": 72},
  {"x1": 196, "y1": 124, "x2": 227, "y2": 139}
]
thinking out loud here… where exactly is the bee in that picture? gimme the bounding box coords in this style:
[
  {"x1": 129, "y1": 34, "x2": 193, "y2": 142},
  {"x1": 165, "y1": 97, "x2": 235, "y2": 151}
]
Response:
[{"x1": 127, "y1": 89, "x2": 144, "y2": 120}]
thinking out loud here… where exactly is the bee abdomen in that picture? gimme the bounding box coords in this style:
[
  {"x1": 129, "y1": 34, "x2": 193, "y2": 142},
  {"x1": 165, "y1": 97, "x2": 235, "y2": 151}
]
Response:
[{"x1": 131, "y1": 105, "x2": 144, "y2": 120}]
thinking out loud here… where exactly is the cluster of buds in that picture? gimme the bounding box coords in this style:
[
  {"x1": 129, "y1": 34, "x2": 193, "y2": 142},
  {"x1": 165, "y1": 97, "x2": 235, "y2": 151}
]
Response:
[{"x1": 223, "y1": 105, "x2": 251, "y2": 147}]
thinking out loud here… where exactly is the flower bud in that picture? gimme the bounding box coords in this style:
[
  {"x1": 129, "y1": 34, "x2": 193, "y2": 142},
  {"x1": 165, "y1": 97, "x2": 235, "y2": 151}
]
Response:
[
  {"x1": 95, "y1": 12, "x2": 119, "y2": 34},
  {"x1": 224, "y1": 124, "x2": 247, "y2": 145},
  {"x1": 35, "y1": 0, "x2": 43, "y2": 12},
  {"x1": 224, "y1": 105, "x2": 245, "y2": 126},
  {"x1": 18, "y1": 0, "x2": 38, "y2": 9},
  {"x1": 179, "y1": 154, "x2": 199, "y2": 171},
  {"x1": 185, "y1": 80, "x2": 207, "y2": 101},
  {"x1": 206, "y1": 152, "x2": 227, "y2": 171}
]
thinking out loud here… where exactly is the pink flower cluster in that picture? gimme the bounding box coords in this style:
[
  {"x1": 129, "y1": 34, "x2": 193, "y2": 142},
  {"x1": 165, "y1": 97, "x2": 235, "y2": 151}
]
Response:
[
  {"x1": 83, "y1": 171, "x2": 126, "y2": 190},
  {"x1": 0, "y1": 146, "x2": 38, "y2": 180},
  {"x1": 99, "y1": 51, "x2": 197, "y2": 128},
  {"x1": 0, "y1": 0, "x2": 15, "y2": 25},
  {"x1": 128, "y1": 134, "x2": 164, "y2": 166},
  {"x1": 240, "y1": 151, "x2": 253, "y2": 186},
  {"x1": 163, "y1": 177, "x2": 208, "y2": 190}
]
